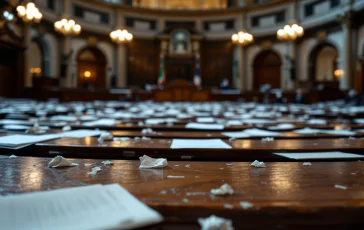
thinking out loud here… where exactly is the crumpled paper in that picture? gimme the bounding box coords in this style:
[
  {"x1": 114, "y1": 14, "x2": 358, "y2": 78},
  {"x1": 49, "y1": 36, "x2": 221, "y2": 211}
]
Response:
[
  {"x1": 198, "y1": 215, "x2": 234, "y2": 230},
  {"x1": 251, "y1": 160, "x2": 266, "y2": 168},
  {"x1": 48, "y1": 156, "x2": 79, "y2": 168},
  {"x1": 102, "y1": 160, "x2": 113, "y2": 165},
  {"x1": 210, "y1": 184, "x2": 234, "y2": 196},
  {"x1": 26, "y1": 120, "x2": 46, "y2": 134},
  {"x1": 139, "y1": 155, "x2": 168, "y2": 169},
  {"x1": 88, "y1": 166, "x2": 102, "y2": 175},
  {"x1": 62, "y1": 126, "x2": 71, "y2": 131},
  {"x1": 98, "y1": 132, "x2": 113, "y2": 143},
  {"x1": 141, "y1": 128, "x2": 156, "y2": 134}
]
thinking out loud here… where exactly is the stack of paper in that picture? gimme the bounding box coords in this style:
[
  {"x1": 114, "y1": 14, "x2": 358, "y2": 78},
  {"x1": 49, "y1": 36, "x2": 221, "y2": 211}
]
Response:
[
  {"x1": 0, "y1": 184, "x2": 163, "y2": 230},
  {"x1": 185, "y1": 123, "x2": 224, "y2": 130},
  {"x1": 170, "y1": 139, "x2": 232, "y2": 149},
  {"x1": 0, "y1": 134, "x2": 60, "y2": 149},
  {"x1": 274, "y1": 151, "x2": 364, "y2": 160}
]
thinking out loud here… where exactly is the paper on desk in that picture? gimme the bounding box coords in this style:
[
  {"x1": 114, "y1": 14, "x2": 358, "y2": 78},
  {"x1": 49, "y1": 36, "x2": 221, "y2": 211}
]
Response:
[
  {"x1": 243, "y1": 128, "x2": 283, "y2": 137},
  {"x1": 306, "y1": 119, "x2": 327, "y2": 125},
  {"x1": 48, "y1": 156, "x2": 78, "y2": 168},
  {"x1": 322, "y1": 129, "x2": 356, "y2": 136},
  {"x1": 59, "y1": 130, "x2": 105, "y2": 138},
  {"x1": 49, "y1": 115, "x2": 78, "y2": 122},
  {"x1": 268, "y1": 123, "x2": 294, "y2": 130},
  {"x1": 273, "y1": 151, "x2": 364, "y2": 160},
  {"x1": 0, "y1": 184, "x2": 163, "y2": 230},
  {"x1": 241, "y1": 119, "x2": 276, "y2": 124},
  {"x1": 0, "y1": 119, "x2": 30, "y2": 125},
  {"x1": 0, "y1": 134, "x2": 60, "y2": 147},
  {"x1": 293, "y1": 127, "x2": 322, "y2": 134},
  {"x1": 170, "y1": 139, "x2": 232, "y2": 149},
  {"x1": 196, "y1": 117, "x2": 215, "y2": 123},
  {"x1": 221, "y1": 131, "x2": 251, "y2": 138},
  {"x1": 3, "y1": 124, "x2": 30, "y2": 130},
  {"x1": 225, "y1": 120, "x2": 243, "y2": 126},
  {"x1": 145, "y1": 118, "x2": 166, "y2": 125},
  {"x1": 83, "y1": 119, "x2": 116, "y2": 127},
  {"x1": 186, "y1": 123, "x2": 224, "y2": 130},
  {"x1": 139, "y1": 155, "x2": 168, "y2": 169}
]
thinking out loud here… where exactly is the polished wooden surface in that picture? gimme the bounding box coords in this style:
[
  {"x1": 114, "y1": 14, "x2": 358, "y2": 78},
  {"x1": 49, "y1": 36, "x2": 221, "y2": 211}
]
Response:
[
  {"x1": 34, "y1": 137, "x2": 364, "y2": 160},
  {"x1": 2, "y1": 156, "x2": 364, "y2": 229}
]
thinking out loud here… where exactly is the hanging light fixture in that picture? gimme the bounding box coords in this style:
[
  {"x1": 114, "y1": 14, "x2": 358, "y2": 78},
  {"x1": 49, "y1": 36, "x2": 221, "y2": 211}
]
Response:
[
  {"x1": 16, "y1": 2, "x2": 42, "y2": 23},
  {"x1": 110, "y1": 29, "x2": 133, "y2": 44},
  {"x1": 54, "y1": 18, "x2": 81, "y2": 36},
  {"x1": 277, "y1": 24, "x2": 304, "y2": 41},
  {"x1": 231, "y1": 30, "x2": 254, "y2": 45}
]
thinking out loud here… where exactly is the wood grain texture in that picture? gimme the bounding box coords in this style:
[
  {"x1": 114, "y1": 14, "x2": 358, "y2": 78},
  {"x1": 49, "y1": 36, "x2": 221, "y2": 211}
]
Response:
[{"x1": 1, "y1": 156, "x2": 364, "y2": 229}]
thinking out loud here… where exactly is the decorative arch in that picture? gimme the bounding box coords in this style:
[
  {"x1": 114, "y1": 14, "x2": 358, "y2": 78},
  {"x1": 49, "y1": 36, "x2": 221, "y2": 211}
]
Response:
[
  {"x1": 253, "y1": 49, "x2": 282, "y2": 90},
  {"x1": 32, "y1": 36, "x2": 51, "y2": 76},
  {"x1": 308, "y1": 42, "x2": 338, "y2": 84},
  {"x1": 76, "y1": 46, "x2": 107, "y2": 89}
]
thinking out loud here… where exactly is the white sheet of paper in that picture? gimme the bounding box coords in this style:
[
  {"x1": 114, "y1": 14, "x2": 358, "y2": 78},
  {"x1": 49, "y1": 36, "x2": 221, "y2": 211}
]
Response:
[
  {"x1": 59, "y1": 130, "x2": 106, "y2": 138},
  {"x1": 242, "y1": 119, "x2": 276, "y2": 124},
  {"x1": 243, "y1": 128, "x2": 283, "y2": 137},
  {"x1": 274, "y1": 151, "x2": 364, "y2": 159},
  {"x1": 196, "y1": 117, "x2": 215, "y2": 123},
  {"x1": 0, "y1": 134, "x2": 60, "y2": 147},
  {"x1": 3, "y1": 124, "x2": 30, "y2": 130},
  {"x1": 0, "y1": 184, "x2": 163, "y2": 230},
  {"x1": 49, "y1": 115, "x2": 78, "y2": 122},
  {"x1": 225, "y1": 120, "x2": 243, "y2": 126},
  {"x1": 306, "y1": 119, "x2": 327, "y2": 125},
  {"x1": 170, "y1": 139, "x2": 232, "y2": 149},
  {"x1": 83, "y1": 119, "x2": 116, "y2": 126},
  {"x1": 145, "y1": 118, "x2": 166, "y2": 125},
  {"x1": 293, "y1": 127, "x2": 322, "y2": 134},
  {"x1": 186, "y1": 123, "x2": 224, "y2": 130},
  {"x1": 268, "y1": 123, "x2": 294, "y2": 130},
  {"x1": 323, "y1": 130, "x2": 356, "y2": 136},
  {"x1": 0, "y1": 119, "x2": 30, "y2": 125},
  {"x1": 221, "y1": 131, "x2": 251, "y2": 138}
]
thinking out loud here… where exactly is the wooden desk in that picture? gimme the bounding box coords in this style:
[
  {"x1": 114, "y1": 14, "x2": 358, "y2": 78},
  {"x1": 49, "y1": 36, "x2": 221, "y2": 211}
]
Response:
[
  {"x1": 1, "y1": 156, "x2": 364, "y2": 229},
  {"x1": 34, "y1": 137, "x2": 364, "y2": 161}
]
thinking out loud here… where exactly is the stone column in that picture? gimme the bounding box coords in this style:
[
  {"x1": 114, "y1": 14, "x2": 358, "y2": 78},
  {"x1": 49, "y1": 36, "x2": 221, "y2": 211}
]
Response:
[
  {"x1": 23, "y1": 24, "x2": 32, "y2": 87},
  {"x1": 62, "y1": 0, "x2": 72, "y2": 88},
  {"x1": 233, "y1": 45, "x2": 244, "y2": 90},
  {"x1": 343, "y1": 18, "x2": 353, "y2": 90},
  {"x1": 116, "y1": 12, "x2": 128, "y2": 88}
]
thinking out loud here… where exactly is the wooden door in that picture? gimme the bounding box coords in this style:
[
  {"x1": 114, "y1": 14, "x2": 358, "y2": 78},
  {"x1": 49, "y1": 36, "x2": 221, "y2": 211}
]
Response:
[{"x1": 253, "y1": 50, "x2": 282, "y2": 90}]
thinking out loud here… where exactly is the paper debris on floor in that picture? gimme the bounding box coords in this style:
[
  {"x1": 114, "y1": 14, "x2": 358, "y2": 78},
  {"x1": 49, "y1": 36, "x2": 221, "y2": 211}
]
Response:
[
  {"x1": 210, "y1": 184, "x2": 234, "y2": 196},
  {"x1": 198, "y1": 215, "x2": 234, "y2": 230},
  {"x1": 251, "y1": 160, "x2": 266, "y2": 168},
  {"x1": 88, "y1": 166, "x2": 102, "y2": 175},
  {"x1": 102, "y1": 160, "x2": 113, "y2": 165},
  {"x1": 240, "y1": 201, "x2": 254, "y2": 210}
]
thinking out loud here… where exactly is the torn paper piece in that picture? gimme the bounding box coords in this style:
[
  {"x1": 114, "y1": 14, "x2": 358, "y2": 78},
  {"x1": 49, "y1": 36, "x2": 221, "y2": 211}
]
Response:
[
  {"x1": 186, "y1": 192, "x2": 206, "y2": 196},
  {"x1": 185, "y1": 164, "x2": 191, "y2": 168},
  {"x1": 335, "y1": 184, "x2": 347, "y2": 190},
  {"x1": 139, "y1": 155, "x2": 168, "y2": 169},
  {"x1": 198, "y1": 215, "x2": 234, "y2": 230},
  {"x1": 85, "y1": 163, "x2": 93, "y2": 167},
  {"x1": 182, "y1": 198, "x2": 189, "y2": 203},
  {"x1": 302, "y1": 162, "x2": 312, "y2": 166},
  {"x1": 98, "y1": 132, "x2": 113, "y2": 143},
  {"x1": 25, "y1": 121, "x2": 45, "y2": 134},
  {"x1": 62, "y1": 126, "x2": 71, "y2": 131},
  {"x1": 167, "y1": 175, "x2": 185, "y2": 179},
  {"x1": 141, "y1": 128, "x2": 156, "y2": 134},
  {"x1": 9, "y1": 154, "x2": 17, "y2": 158},
  {"x1": 261, "y1": 137, "x2": 274, "y2": 142},
  {"x1": 119, "y1": 137, "x2": 130, "y2": 141},
  {"x1": 226, "y1": 163, "x2": 233, "y2": 167},
  {"x1": 223, "y1": 204, "x2": 234, "y2": 209},
  {"x1": 210, "y1": 184, "x2": 234, "y2": 196},
  {"x1": 142, "y1": 136, "x2": 151, "y2": 140},
  {"x1": 48, "y1": 156, "x2": 78, "y2": 168},
  {"x1": 240, "y1": 201, "x2": 254, "y2": 210},
  {"x1": 251, "y1": 160, "x2": 266, "y2": 168},
  {"x1": 138, "y1": 121, "x2": 144, "y2": 126},
  {"x1": 88, "y1": 166, "x2": 102, "y2": 175},
  {"x1": 102, "y1": 160, "x2": 113, "y2": 165}
]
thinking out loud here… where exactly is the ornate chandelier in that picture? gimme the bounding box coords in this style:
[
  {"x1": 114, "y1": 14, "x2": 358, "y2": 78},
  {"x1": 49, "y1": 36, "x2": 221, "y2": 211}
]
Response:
[
  {"x1": 110, "y1": 29, "x2": 133, "y2": 44},
  {"x1": 16, "y1": 2, "x2": 42, "y2": 23},
  {"x1": 231, "y1": 31, "x2": 254, "y2": 45},
  {"x1": 277, "y1": 24, "x2": 304, "y2": 41},
  {"x1": 54, "y1": 18, "x2": 81, "y2": 36}
]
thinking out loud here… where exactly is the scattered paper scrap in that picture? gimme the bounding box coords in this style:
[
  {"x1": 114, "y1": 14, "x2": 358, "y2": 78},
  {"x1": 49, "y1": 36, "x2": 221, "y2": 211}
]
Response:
[
  {"x1": 302, "y1": 162, "x2": 312, "y2": 166},
  {"x1": 182, "y1": 198, "x2": 189, "y2": 203},
  {"x1": 335, "y1": 184, "x2": 347, "y2": 190},
  {"x1": 167, "y1": 175, "x2": 185, "y2": 179},
  {"x1": 9, "y1": 154, "x2": 17, "y2": 158},
  {"x1": 98, "y1": 132, "x2": 113, "y2": 143},
  {"x1": 251, "y1": 160, "x2": 266, "y2": 168},
  {"x1": 240, "y1": 201, "x2": 254, "y2": 210},
  {"x1": 261, "y1": 137, "x2": 274, "y2": 142},
  {"x1": 141, "y1": 136, "x2": 151, "y2": 140},
  {"x1": 62, "y1": 126, "x2": 71, "y2": 131},
  {"x1": 119, "y1": 137, "x2": 130, "y2": 141},
  {"x1": 198, "y1": 215, "x2": 234, "y2": 230},
  {"x1": 185, "y1": 164, "x2": 191, "y2": 168},
  {"x1": 48, "y1": 156, "x2": 78, "y2": 168},
  {"x1": 102, "y1": 160, "x2": 113, "y2": 165},
  {"x1": 139, "y1": 155, "x2": 168, "y2": 169},
  {"x1": 88, "y1": 166, "x2": 102, "y2": 175},
  {"x1": 186, "y1": 192, "x2": 206, "y2": 196},
  {"x1": 25, "y1": 121, "x2": 44, "y2": 134},
  {"x1": 85, "y1": 163, "x2": 93, "y2": 167},
  {"x1": 141, "y1": 128, "x2": 155, "y2": 134},
  {"x1": 211, "y1": 184, "x2": 234, "y2": 196},
  {"x1": 223, "y1": 204, "x2": 234, "y2": 209}
]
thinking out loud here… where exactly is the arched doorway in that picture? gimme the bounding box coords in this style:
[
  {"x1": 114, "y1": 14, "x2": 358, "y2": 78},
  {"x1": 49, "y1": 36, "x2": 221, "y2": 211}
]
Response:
[
  {"x1": 28, "y1": 40, "x2": 43, "y2": 78},
  {"x1": 308, "y1": 42, "x2": 338, "y2": 84},
  {"x1": 32, "y1": 37, "x2": 50, "y2": 77},
  {"x1": 253, "y1": 50, "x2": 282, "y2": 90},
  {"x1": 76, "y1": 46, "x2": 107, "y2": 89}
]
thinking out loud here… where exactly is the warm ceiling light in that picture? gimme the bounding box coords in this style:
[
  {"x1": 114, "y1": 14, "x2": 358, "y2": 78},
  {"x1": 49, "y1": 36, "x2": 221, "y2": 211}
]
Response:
[
  {"x1": 16, "y1": 2, "x2": 42, "y2": 23},
  {"x1": 84, "y1": 71, "x2": 91, "y2": 78},
  {"x1": 110, "y1": 29, "x2": 133, "y2": 44},
  {"x1": 54, "y1": 18, "x2": 82, "y2": 36},
  {"x1": 231, "y1": 30, "x2": 254, "y2": 45},
  {"x1": 277, "y1": 24, "x2": 304, "y2": 41}
]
